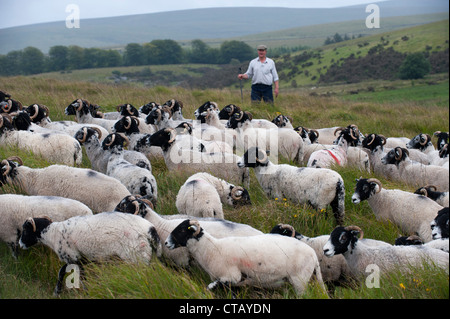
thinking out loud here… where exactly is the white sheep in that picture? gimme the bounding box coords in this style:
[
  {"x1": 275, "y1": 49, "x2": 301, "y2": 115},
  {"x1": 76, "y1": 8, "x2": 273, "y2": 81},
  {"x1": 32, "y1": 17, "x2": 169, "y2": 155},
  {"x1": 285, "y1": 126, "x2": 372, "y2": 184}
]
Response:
[
  {"x1": 0, "y1": 194, "x2": 93, "y2": 258},
  {"x1": 0, "y1": 114, "x2": 83, "y2": 166},
  {"x1": 0, "y1": 156, "x2": 131, "y2": 213},
  {"x1": 270, "y1": 224, "x2": 391, "y2": 282},
  {"x1": 227, "y1": 111, "x2": 304, "y2": 163},
  {"x1": 115, "y1": 195, "x2": 263, "y2": 267},
  {"x1": 102, "y1": 136, "x2": 158, "y2": 207},
  {"x1": 149, "y1": 127, "x2": 249, "y2": 186},
  {"x1": 414, "y1": 185, "x2": 449, "y2": 207},
  {"x1": 323, "y1": 226, "x2": 449, "y2": 280},
  {"x1": 24, "y1": 103, "x2": 109, "y2": 141},
  {"x1": 165, "y1": 219, "x2": 326, "y2": 296},
  {"x1": 18, "y1": 212, "x2": 162, "y2": 295},
  {"x1": 237, "y1": 147, "x2": 345, "y2": 225},
  {"x1": 65, "y1": 99, "x2": 117, "y2": 133},
  {"x1": 307, "y1": 135, "x2": 348, "y2": 169},
  {"x1": 381, "y1": 147, "x2": 449, "y2": 191},
  {"x1": 351, "y1": 178, "x2": 444, "y2": 242},
  {"x1": 176, "y1": 172, "x2": 251, "y2": 219}
]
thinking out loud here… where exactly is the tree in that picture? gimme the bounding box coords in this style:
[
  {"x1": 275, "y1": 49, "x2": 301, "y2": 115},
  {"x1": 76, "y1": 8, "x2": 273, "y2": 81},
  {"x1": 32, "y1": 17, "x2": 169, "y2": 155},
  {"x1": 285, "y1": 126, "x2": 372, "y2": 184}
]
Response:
[
  {"x1": 220, "y1": 41, "x2": 253, "y2": 64},
  {"x1": 123, "y1": 43, "x2": 145, "y2": 66},
  {"x1": 20, "y1": 46, "x2": 45, "y2": 75},
  {"x1": 398, "y1": 52, "x2": 431, "y2": 79},
  {"x1": 144, "y1": 39, "x2": 183, "y2": 65},
  {"x1": 48, "y1": 45, "x2": 69, "y2": 71},
  {"x1": 67, "y1": 45, "x2": 85, "y2": 70}
]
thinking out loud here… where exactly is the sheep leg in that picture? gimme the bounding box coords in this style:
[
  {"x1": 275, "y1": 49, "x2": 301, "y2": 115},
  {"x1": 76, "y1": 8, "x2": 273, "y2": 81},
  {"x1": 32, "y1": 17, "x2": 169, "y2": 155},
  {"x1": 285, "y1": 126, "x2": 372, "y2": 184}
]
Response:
[
  {"x1": 8, "y1": 242, "x2": 19, "y2": 259},
  {"x1": 207, "y1": 280, "x2": 237, "y2": 299}
]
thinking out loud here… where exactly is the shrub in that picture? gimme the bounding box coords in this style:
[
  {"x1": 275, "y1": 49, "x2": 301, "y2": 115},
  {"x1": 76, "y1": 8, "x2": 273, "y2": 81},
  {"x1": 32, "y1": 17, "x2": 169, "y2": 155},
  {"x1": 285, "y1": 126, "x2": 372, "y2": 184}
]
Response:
[{"x1": 398, "y1": 52, "x2": 431, "y2": 80}]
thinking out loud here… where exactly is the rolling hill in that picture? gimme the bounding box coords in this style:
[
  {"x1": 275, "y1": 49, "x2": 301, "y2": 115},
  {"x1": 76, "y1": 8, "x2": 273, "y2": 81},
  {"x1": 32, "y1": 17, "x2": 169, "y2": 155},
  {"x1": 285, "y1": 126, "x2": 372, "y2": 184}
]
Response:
[{"x1": 0, "y1": 0, "x2": 448, "y2": 54}]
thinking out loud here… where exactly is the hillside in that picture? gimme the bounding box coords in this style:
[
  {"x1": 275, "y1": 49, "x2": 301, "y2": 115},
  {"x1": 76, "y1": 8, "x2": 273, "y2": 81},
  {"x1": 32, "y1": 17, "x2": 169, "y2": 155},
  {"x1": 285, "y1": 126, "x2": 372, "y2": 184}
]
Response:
[{"x1": 0, "y1": 0, "x2": 448, "y2": 54}]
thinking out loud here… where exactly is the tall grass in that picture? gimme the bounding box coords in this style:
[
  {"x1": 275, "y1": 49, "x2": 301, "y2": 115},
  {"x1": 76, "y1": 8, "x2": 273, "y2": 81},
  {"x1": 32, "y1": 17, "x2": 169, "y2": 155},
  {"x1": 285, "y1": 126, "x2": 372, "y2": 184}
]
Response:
[{"x1": 0, "y1": 76, "x2": 448, "y2": 299}]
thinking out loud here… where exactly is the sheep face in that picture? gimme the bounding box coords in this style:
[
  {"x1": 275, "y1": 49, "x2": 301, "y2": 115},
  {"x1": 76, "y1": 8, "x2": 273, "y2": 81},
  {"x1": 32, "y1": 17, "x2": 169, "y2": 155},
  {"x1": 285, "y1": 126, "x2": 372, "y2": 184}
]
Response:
[
  {"x1": 74, "y1": 127, "x2": 101, "y2": 145},
  {"x1": 226, "y1": 111, "x2": 251, "y2": 129},
  {"x1": 114, "y1": 116, "x2": 139, "y2": 134},
  {"x1": 149, "y1": 128, "x2": 175, "y2": 152},
  {"x1": 351, "y1": 178, "x2": 381, "y2": 204},
  {"x1": 228, "y1": 186, "x2": 251, "y2": 207},
  {"x1": 19, "y1": 217, "x2": 52, "y2": 249},
  {"x1": 25, "y1": 104, "x2": 48, "y2": 123},
  {"x1": 165, "y1": 219, "x2": 203, "y2": 249},
  {"x1": 394, "y1": 235, "x2": 424, "y2": 246},
  {"x1": 0, "y1": 158, "x2": 21, "y2": 186},
  {"x1": 237, "y1": 147, "x2": 269, "y2": 168},
  {"x1": 218, "y1": 104, "x2": 240, "y2": 120},
  {"x1": 65, "y1": 99, "x2": 90, "y2": 116},
  {"x1": 0, "y1": 113, "x2": 14, "y2": 134},
  {"x1": 431, "y1": 207, "x2": 449, "y2": 240},
  {"x1": 102, "y1": 133, "x2": 128, "y2": 151},
  {"x1": 362, "y1": 134, "x2": 386, "y2": 152},
  {"x1": 270, "y1": 224, "x2": 299, "y2": 238},
  {"x1": 174, "y1": 122, "x2": 193, "y2": 135},
  {"x1": 434, "y1": 132, "x2": 449, "y2": 151},
  {"x1": 323, "y1": 226, "x2": 362, "y2": 257},
  {"x1": 11, "y1": 111, "x2": 32, "y2": 131},
  {"x1": 194, "y1": 101, "x2": 218, "y2": 122},
  {"x1": 381, "y1": 147, "x2": 409, "y2": 166},
  {"x1": 117, "y1": 104, "x2": 139, "y2": 117},
  {"x1": 271, "y1": 115, "x2": 291, "y2": 128},
  {"x1": 406, "y1": 134, "x2": 432, "y2": 151},
  {"x1": 1, "y1": 99, "x2": 22, "y2": 114},
  {"x1": 139, "y1": 102, "x2": 160, "y2": 115}
]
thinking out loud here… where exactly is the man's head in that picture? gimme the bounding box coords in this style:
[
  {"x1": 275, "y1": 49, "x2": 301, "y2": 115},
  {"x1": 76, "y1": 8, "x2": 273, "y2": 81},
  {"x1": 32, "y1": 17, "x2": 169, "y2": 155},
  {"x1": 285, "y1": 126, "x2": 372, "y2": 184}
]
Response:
[{"x1": 257, "y1": 44, "x2": 267, "y2": 59}]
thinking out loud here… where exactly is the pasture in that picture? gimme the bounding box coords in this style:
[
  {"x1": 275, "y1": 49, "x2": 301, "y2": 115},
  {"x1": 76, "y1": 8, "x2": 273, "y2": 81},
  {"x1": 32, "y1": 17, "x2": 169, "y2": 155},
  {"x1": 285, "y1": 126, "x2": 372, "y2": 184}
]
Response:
[{"x1": 0, "y1": 75, "x2": 448, "y2": 299}]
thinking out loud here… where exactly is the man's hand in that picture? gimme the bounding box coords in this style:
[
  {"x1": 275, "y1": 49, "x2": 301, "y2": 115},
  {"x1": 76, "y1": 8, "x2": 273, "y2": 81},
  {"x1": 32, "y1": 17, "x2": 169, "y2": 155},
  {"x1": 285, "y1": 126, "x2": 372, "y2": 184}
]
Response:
[{"x1": 238, "y1": 74, "x2": 248, "y2": 80}]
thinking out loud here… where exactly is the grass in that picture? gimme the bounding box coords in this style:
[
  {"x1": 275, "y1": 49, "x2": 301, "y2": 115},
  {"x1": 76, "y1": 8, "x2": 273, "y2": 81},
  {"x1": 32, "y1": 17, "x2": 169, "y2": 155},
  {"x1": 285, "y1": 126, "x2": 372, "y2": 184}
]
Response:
[{"x1": 0, "y1": 75, "x2": 448, "y2": 300}]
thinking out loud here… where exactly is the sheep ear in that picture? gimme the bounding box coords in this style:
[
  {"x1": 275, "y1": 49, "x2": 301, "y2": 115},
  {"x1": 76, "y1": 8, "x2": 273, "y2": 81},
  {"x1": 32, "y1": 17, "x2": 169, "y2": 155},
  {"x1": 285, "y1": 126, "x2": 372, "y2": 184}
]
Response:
[{"x1": 188, "y1": 225, "x2": 198, "y2": 233}]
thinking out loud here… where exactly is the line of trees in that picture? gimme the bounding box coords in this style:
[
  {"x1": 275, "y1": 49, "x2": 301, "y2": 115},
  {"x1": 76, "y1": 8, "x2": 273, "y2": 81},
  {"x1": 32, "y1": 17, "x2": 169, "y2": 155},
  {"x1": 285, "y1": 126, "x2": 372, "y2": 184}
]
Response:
[{"x1": 0, "y1": 39, "x2": 258, "y2": 76}]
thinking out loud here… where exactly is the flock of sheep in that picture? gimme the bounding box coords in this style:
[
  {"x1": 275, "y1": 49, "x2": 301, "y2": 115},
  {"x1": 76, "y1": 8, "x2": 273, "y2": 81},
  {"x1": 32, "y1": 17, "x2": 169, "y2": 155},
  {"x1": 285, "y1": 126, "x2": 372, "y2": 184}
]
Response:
[{"x1": 0, "y1": 89, "x2": 449, "y2": 297}]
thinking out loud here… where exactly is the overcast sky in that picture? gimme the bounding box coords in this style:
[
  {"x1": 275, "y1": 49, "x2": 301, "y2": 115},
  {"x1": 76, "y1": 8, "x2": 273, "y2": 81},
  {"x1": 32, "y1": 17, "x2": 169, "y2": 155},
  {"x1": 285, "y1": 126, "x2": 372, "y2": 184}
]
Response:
[{"x1": 0, "y1": 0, "x2": 388, "y2": 29}]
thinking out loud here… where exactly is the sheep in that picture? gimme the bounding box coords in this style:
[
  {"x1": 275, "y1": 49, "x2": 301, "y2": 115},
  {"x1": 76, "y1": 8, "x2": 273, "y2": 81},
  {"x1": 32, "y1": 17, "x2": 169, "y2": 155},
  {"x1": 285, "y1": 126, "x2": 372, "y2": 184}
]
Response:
[
  {"x1": 431, "y1": 207, "x2": 449, "y2": 240},
  {"x1": 237, "y1": 147, "x2": 345, "y2": 225},
  {"x1": 165, "y1": 219, "x2": 326, "y2": 295},
  {"x1": 406, "y1": 133, "x2": 447, "y2": 166},
  {"x1": 227, "y1": 111, "x2": 304, "y2": 163},
  {"x1": 115, "y1": 195, "x2": 263, "y2": 267},
  {"x1": 323, "y1": 226, "x2": 449, "y2": 280},
  {"x1": 146, "y1": 105, "x2": 185, "y2": 130},
  {"x1": 75, "y1": 128, "x2": 151, "y2": 173},
  {"x1": 162, "y1": 99, "x2": 187, "y2": 122},
  {"x1": 149, "y1": 127, "x2": 249, "y2": 186},
  {"x1": 351, "y1": 178, "x2": 444, "y2": 242},
  {"x1": 113, "y1": 116, "x2": 163, "y2": 159},
  {"x1": 199, "y1": 108, "x2": 237, "y2": 152},
  {"x1": 19, "y1": 212, "x2": 162, "y2": 295},
  {"x1": 176, "y1": 172, "x2": 251, "y2": 219},
  {"x1": 215, "y1": 103, "x2": 277, "y2": 129},
  {"x1": 0, "y1": 194, "x2": 93, "y2": 258},
  {"x1": 270, "y1": 224, "x2": 391, "y2": 282},
  {"x1": 414, "y1": 185, "x2": 449, "y2": 207},
  {"x1": 271, "y1": 114, "x2": 294, "y2": 129},
  {"x1": 0, "y1": 98, "x2": 23, "y2": 114},
  {"x1": 434, "y1": 131, "x2": 449, "y2": 152},
  {"x1": 381, "y1": 147, "x2": 449, "y2": 191},
  {"x1": 0, "y1": 113, "x2": 83, "y2": 166},
  {"x1": 307, "y1": 133, "x2": 348, "y2": 169},
  {"x1": 24, "y1": 103, "x2": 109, "y2": 141},
  {"x1": 102, "y1": 135, "x2": 158, "y2": 206},
  {"x1": 65, "y1": 99, "x2": 117, "y2": 133},
  {"x1": 0, "y1": 156, "x2": 131, "y2": 213},
  {"x1": 395, "y1": 234, "x2": 449, "y2": 253}
]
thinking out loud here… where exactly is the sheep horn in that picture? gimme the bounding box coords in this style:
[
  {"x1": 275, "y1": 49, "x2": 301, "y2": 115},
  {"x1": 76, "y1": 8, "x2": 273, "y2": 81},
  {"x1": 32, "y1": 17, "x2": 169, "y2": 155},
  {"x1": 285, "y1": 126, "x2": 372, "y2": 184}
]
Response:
[
  {"x1": 117, "y1": 133, "x2": 129, "y2": 148},
  {"x1": 28, "y1": 104, "x2": 40, "y2": 120},
  {"x1": 236, "y1": 111, "x2": 244, "y2": 121},
  {"x1": 131, "y1": 116, "x2": 140, "y2": 127},
  {"x1": 394, "y1": 147, "x2": 403, "y2": 160},
  {"x1": 344, "y1": 225, "x2": 364, "y2": 240},
  {"x1": 124, "y1": 117, "x2": 132, "y2": 130},
  {"x1": 255, "y1": 149, "x2": 268, "y2": 164},
  {"x1": 189, "y1": 220, "x2": 202, "y2": 237},
  {"x1": 334, "y1": 127, "x2": 345, "y2": 136},
  {"x1": 166, "y1": 128, "x2": 177, "y2": 144},
  {"x1": 91, "y1": 127, "x2": 103, "y2": 140},
  {"x1": 367, "y1": 178, "x2": 382, "y2": 193},
  {"x1": 417, "y1": 188, "x2": 428, "y2": 197},
  {"x1": 139, "y1": 198, "x2": 155, "y2": 210},
  {"x1": 424, "y1": 185, "x2": 438, "y2": 191},
  {"x1": 245, "y1": 112, "x2": 253, "y2": 121},
  {"x1": 434, "y1": 131, "x2": 441, "y2": 136},
  {"x1": 6, "y1": 156, "x2": 23, "y2": 166},
  {"x1": 279, "y1": 224, "x2": 296, "y2": 238},
  {"x1": 231, "y1": 186, "x2": 244, "y2": 200},
  {"x1": 419, "y1": 134, "x2": 429, "y2": 146},
  {"x1": 228, "y1": 104, "x2": 235, "y2": 115},
  {"x1": 104, "y1": 133, "x2": 116, "y2": 147},
  {"x1": 366, "y1": 134, "x2": 376, "y2": 146},
  {"x1": 349, "y1": 125, "x2": 358, "y2": 140},
  {"x1": 77, "y1": 127, "x2": 88, "y2": 144},
  {"x1": 1, "y1": 159, "x2": 11, "y2": 176},
  {"x1": 27, "y1": 217, "x2": 37, "y2": 232},
  {"x1": 379, "y1": 135, "x2": 387, "y2": 145},
  {"x1": 76, "y1": 99, "x2": 84, "y2": 112},
  {"x1": 0, "y1": 114, "x2": 3, "y2": 128}
]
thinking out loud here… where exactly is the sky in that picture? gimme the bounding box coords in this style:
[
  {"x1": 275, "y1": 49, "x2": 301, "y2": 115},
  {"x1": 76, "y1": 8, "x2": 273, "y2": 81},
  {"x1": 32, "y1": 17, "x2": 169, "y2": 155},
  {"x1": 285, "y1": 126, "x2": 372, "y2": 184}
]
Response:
[{"x1": 0, "y1": 0, "x2": 388, "y2": 29}]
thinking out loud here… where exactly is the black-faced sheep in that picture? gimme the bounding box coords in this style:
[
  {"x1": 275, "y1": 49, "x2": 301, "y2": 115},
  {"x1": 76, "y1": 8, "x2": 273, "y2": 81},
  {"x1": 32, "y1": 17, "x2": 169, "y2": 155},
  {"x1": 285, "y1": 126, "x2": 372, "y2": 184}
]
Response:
[
  {"x1": 19, "y1": 213, "x2": 162, "y2": 295},
  {"x1": 165, "y1": 219, "x2": 326, "y2": 295},
  {"x1": 323, "y1": 226, "x2": 449, "y2": 280},
  {"x1": 176, "y1": 172, "x2": 251, "y2": 219},
  {"x1": 414, "y1": 185, "x2": 449, "y2": 207},
  {"x1": 237, "y1": 147, "x2": 345, "y2": 225},
  {"x1": 0, "y1": 156, "x2": 131, "y2": 213},
  {"x1": 0, "y1": 194, "x2": 93, "y2": 258}
]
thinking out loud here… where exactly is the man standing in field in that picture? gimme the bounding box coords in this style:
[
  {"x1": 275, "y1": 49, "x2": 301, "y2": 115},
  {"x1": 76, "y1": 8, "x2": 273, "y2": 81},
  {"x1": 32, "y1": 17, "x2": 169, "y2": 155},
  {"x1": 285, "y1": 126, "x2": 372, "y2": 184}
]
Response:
[{"x1": 238, "y1": 44, "x2": 279, "y2": 104}]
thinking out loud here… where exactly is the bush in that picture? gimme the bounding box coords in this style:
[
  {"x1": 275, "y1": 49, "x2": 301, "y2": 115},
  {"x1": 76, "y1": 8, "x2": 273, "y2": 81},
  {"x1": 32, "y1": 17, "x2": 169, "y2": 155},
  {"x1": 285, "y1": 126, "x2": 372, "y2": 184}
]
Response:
[{"x1": 398, "y1": 53, "x2": 431, "y2": 80}]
